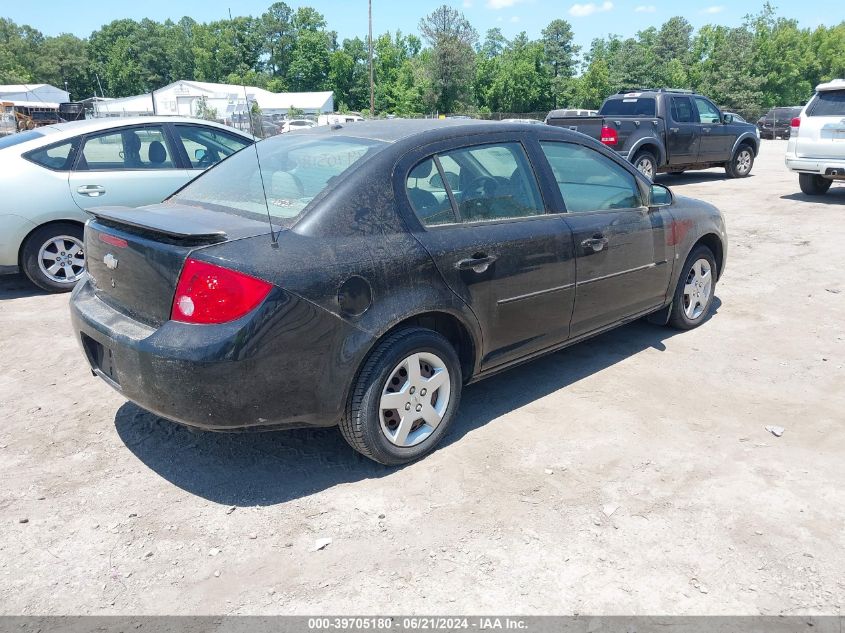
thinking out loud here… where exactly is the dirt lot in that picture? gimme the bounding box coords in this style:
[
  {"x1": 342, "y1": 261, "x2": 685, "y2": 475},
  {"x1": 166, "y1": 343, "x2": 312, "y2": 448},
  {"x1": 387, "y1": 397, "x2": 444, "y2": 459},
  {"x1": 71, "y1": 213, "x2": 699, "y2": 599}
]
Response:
[{"x1": 1, "y1": 140, "x2": 844, "y2": 615}]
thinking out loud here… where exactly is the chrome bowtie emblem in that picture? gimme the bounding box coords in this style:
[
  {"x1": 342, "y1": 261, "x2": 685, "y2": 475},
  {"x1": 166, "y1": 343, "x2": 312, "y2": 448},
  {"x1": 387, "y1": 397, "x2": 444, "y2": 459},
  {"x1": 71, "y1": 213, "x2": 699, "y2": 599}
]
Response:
[{"x1": 104, "y1": 253, "x2": 118, "y2": 270}]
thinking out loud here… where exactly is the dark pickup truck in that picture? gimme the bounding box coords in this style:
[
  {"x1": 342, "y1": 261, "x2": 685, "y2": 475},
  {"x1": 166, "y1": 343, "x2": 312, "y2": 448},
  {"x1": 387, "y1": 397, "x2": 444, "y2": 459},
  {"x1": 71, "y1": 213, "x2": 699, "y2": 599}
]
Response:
[{"x1": 546, "y1": 89, "x2": 760, "y2": 179}]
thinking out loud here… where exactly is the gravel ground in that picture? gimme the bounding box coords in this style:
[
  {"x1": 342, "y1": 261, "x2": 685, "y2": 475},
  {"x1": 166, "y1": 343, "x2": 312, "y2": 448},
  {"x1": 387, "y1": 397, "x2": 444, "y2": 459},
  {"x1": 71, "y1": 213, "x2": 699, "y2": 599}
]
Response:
[{"x1": 1, "y1": 140, "x2": 843, "y2": 615}]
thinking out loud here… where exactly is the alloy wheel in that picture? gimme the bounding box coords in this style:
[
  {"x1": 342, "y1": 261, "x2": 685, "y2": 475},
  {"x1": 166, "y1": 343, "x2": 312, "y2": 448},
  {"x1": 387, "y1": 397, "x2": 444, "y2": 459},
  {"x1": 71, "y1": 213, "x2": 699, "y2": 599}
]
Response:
[
  {"x1": 735, "y1": 149, "x2": 752, "y2": 176},
  {"x1": 379, "y1": 352, "x2": 451, "y2": 448},
  {"x1": 37, "y1": 235, "x2": 85, "y2": 284},
  {"x1": 683, "y1": 258, "x2": 712, "y2": 320},
  {"x1": 636, "y1": 157, "x2": 655, "y2": 179}
]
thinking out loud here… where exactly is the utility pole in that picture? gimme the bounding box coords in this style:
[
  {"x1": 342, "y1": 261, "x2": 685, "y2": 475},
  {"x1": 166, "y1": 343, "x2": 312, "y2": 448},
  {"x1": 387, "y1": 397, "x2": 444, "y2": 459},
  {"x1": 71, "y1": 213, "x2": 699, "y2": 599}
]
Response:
[{"x1": 368, "y1": 0, "x2": 374, "y2": 117}]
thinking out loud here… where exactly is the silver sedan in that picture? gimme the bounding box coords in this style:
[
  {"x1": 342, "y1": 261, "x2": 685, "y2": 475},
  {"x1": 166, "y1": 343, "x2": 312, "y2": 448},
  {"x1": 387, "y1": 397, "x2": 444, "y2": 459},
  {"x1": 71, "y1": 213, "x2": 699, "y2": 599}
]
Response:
[{"x1": 0, "y1": 116, "x2": 253, "y2": 291}]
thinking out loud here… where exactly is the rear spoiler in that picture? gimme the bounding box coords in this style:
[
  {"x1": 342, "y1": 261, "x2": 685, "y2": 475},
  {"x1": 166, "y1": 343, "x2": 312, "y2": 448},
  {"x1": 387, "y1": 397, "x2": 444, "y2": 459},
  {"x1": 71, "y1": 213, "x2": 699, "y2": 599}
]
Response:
[{"x1": 88, "y1": 206, "x2": 228, "y2": 243}]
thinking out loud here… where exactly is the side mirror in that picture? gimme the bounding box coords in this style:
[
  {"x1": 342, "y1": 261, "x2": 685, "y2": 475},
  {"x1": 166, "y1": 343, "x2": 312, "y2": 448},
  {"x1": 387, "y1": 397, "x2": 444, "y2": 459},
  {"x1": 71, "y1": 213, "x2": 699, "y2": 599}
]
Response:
[
  {"x1": 650, "y1": 183, "x2": 673, "y2": 207},
  {"x1": 722, "y1": 113, "x2": 734, "y2": 124},
  {"x1": 194, "y1": 148, "x2": 206, "y2": 161}
]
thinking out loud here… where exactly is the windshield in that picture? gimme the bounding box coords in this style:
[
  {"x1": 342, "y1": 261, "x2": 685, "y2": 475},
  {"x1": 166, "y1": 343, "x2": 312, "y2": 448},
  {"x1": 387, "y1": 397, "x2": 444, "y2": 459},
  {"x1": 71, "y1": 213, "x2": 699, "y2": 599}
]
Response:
[
  {"x1": 600, "y1": 97, "x2": 656, "y2": 117},
  {"x1": 807, "y1": 90, "x2": 845, "y2": 117},
  {"x1": 171, "y1": 134, "x2": 387, "y2": 223},
  {"x1": 0, "y1": 130, "x2": 44, "y2": 150}
]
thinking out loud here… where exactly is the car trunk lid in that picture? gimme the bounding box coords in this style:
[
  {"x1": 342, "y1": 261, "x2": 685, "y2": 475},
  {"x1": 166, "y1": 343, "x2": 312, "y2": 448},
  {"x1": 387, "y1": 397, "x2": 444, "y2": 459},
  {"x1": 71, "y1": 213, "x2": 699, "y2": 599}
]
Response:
[{"x1": 85, "y1": 203, "x2": 273, "y2": 327}]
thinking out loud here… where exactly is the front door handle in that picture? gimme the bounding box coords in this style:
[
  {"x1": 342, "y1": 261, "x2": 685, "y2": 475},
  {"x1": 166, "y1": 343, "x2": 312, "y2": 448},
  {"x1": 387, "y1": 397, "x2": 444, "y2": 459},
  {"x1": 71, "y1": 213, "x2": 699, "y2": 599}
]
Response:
[
  {"x1": 669, "y1": 127, "x2": 680, "y2": 133},
  {"x1": 77, "y1": 185, "x2": 106, "y2": 197},
  {"x1": 581, "y1": 235, "x2": 609, "y2": 253},
  {"x1": 702, "y1": 127, "x2": 712, "y2": 133},
  {"x1": 456, "y1": 254, "x2": 497, "y2": 274}
]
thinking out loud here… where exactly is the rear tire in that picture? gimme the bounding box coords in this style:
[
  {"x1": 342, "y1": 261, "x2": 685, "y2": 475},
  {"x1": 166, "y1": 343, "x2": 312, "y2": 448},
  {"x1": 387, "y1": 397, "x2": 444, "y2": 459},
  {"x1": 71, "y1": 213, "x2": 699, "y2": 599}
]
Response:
[
  {"x1": 668, "y1": 245, "x2": 717, "y2": 330},
  {"x1": 798, "y1": 173, "x2": 832, "y2": 196},
  {"x1": 341, "y1": 327, "x2": 462, "y2": 465},
  {"x1": 726, "y1": 145, "x2": 754, "y2": 178},
  {"x1": 632, "y1": 151, "x2": 657, "y2": 180},
  {"x1": 20, "y1": 222, "x2": 85, "y2": 293}
]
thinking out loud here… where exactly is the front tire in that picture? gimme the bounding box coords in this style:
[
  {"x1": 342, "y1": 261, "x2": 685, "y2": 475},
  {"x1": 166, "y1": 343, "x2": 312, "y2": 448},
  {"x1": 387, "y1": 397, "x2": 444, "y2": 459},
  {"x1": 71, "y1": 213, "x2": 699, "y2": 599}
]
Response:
[
  {"x1": 726, "y1": 145, "x2": 754, "y2": 178},
  {"x1": 20, "y1": 222, "x2": 85, "y2": 293},
  {"x1": 341, "y1": 327, "x2": 462, "y2": 465},
  {"x1": 632, "y1": 151, "x2": 657, "y2": 180},
  {"x1": 668, "y1": 246, "x2": 717, "y2": 330},
  {"x1": 798, "y1": 173, "x2": 832, "y2": 196}
]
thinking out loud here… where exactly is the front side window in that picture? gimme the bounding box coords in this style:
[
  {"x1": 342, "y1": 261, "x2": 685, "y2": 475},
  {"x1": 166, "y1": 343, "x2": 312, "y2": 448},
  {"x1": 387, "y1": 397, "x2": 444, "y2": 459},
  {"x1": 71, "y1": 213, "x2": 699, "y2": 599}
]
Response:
[
  {"x1": 540, "y1": 142, "x2": 642, "y2": 213},
  {"x1": 427, "y1": 142, "x2": 544, "y2": 224},
  {"x1": 77, "y1": 126, "x2": 175, "y2": 170},
  {"x1": 807, "y1": 90, "x2": 845, "y2": 117},
  {"x1": 172, "y1": 135, "x2": 386, "y2": 222},
  {"x1": 694, "y1": 97, "x2": 721, "y2": 124},
  {"x1": 174, "y1": 125, "x2": 251, "y2": 169},
  {"x1": 671, "y1": 97, "x2": 695, "y2": 123},
  {"x1": 24, "y1": 139, "x2": 78, "y2": 171}
]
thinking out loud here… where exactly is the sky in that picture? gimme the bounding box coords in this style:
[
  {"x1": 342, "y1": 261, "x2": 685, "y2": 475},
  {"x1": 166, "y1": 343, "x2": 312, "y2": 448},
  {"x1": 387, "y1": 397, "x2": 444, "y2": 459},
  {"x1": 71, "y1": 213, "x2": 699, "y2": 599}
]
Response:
[{"x1": 3, "y1": 0, "x2": 842, "y2": 54}]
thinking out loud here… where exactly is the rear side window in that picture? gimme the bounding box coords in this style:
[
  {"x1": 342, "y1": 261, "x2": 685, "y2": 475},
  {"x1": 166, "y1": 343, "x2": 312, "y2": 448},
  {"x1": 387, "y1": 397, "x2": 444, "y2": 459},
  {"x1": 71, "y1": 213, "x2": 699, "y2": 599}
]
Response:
[
  {"x1": 24, "y1": 139, "x2": 78, "y2": 171},
  {"x1": 807, "y1": 91, "x2": 845, "y2": 116},
  {"x1": 407, "y1": 142, "x2": 544, "y2": 226},
  {"x1": 670, "y1": 97, "x2": 695, "y2": 123},
  {"x1": 77, "y1": 126, "x2": 175, "y2": 170},
  {"x1": 599, "y1": 97, "x2": 656, "y2": 117},
  {"x1": 540, "y1": 141, "x2": 642, "y2": 213}
]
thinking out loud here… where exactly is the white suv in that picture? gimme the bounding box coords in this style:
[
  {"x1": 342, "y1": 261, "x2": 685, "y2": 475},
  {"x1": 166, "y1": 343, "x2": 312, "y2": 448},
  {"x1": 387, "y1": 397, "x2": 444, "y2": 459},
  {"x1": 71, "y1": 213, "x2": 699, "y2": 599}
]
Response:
[{"x1": 785, "y1": 79, "x2": 845, "y2": 195}]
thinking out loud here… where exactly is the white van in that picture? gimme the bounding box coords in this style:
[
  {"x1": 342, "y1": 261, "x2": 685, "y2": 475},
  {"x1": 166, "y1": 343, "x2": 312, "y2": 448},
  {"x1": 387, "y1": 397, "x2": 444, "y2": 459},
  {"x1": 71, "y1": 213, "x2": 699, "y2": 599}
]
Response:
[{"x1": 785, "y1": 79, "x2": 845, "y2": 195}]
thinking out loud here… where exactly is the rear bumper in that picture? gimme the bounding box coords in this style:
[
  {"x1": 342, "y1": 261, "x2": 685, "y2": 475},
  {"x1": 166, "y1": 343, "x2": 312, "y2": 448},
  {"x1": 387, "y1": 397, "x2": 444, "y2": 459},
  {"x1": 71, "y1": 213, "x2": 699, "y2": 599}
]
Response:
[
  {"x1": 70, "y1": 276, "x2": 368, "y2": 431},
  {"x1": 785, "y1": 155, "x2": 845, "y2": 178},
  {"x1": 0, "y1": 214, "x2": 36, "y2": 269}
]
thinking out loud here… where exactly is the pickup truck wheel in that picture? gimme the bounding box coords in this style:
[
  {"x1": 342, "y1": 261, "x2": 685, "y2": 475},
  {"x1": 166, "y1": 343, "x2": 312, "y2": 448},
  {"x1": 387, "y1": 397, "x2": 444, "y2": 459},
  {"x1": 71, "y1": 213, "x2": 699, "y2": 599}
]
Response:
[
  {"x1": 726, "y1": 146, "x2": 754, "y2": 178},
  {"x1": 799, "y1": 174, "x2": 832, "y2": 196},
  {"x1": 632, "y1": 151, "x2": 657, "y2": 179}
]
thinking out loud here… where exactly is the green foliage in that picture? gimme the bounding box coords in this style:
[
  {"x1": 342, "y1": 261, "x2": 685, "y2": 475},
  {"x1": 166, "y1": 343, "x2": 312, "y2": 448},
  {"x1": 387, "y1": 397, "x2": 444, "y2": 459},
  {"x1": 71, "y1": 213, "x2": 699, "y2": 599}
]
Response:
[{"x1": 1, "y1": 4, "x2": 842, "y2": 120}]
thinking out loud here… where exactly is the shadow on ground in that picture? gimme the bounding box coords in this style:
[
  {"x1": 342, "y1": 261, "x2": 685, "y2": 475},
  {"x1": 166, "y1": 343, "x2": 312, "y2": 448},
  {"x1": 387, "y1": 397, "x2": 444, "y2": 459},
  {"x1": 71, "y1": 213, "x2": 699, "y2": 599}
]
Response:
[
  {"x1": 0, "y1": 274, "x2": 48, "y2": 300},
  {"x1": 655, "y1": 172, "x2": 751, "y2": 186},
  {"x1": 780, "y1": 187, "x2": 845, "y2": 204},
  {"x1": 116, "y1": 300, "x2": 720, "y2": 506}
]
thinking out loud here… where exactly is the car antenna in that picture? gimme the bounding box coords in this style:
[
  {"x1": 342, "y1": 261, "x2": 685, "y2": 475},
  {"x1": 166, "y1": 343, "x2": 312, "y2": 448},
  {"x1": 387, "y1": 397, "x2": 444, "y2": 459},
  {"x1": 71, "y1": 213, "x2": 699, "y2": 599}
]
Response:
[{"x1": 230, "y1": 8, "x2": 278, "y2": 248}]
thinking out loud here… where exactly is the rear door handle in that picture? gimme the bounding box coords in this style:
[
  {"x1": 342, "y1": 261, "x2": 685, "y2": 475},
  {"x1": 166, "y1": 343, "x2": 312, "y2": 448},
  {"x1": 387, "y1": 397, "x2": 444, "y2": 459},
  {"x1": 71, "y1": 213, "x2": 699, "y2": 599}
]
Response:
[
  {"x1": 581, "y1": 236, "x2": 609, "y2": 253},
  {"x1": 702, "y1": 128, "x2": 712, "y2": 133},
  {"x1": 77, "y1": 185, "x2": 106, "y2": 197},
  {"x1": 456, "y1": 254, "x2": 497, "y2": 274},
  {"x1": 669, "y1": 127, "x2": 679, "y2": 133}
]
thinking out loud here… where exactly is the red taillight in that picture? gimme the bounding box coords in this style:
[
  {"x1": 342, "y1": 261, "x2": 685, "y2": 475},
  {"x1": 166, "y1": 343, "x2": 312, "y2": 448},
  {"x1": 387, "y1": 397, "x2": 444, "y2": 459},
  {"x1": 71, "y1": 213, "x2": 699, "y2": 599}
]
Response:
[
  {"x1": 600, "y1": 126, "x2": 618, "y2": 146},
  {"x1": 170, "y1": 258, "x2": 273, "y2": 324},
  {"x1": 791, "y1": 117, "x2": 801, "y2": 128}
]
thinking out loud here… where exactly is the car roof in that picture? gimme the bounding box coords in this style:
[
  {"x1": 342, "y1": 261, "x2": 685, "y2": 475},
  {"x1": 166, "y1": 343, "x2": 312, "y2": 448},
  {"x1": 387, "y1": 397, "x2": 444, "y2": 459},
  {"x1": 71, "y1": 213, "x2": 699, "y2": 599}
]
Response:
[
  {"x1": 816, "y1": 78, "x2": 845, "y2": 92},
  {"x1": 38, "y1": 116, "x2": 253, "y2": 139},
  {"x1": 280, "y1": 118, "x2": 549, "y2": 145}
]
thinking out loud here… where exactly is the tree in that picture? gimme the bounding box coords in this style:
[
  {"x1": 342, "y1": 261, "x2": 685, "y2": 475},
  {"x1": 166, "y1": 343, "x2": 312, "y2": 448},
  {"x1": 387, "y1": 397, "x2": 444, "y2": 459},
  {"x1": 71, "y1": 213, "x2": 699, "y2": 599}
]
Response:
[
  {"x1": 419, "y1": 5, "x2": 478, "y2": 113},
  {"x1": 261, "y1": 2, "x2": 294, "y2": 77},
  {"x1": 541, "y1": 19, "x2": 579, "y2": 107}
]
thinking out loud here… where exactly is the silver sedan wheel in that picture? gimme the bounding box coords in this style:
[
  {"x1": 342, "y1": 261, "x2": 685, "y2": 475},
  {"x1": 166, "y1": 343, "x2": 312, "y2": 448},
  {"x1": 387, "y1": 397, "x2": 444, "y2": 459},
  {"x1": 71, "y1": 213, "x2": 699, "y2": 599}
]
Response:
[
  {"x1": 379, "y1": 352, "x2": 451, "y2": 448},
  {"x1": 683, "y1": 258, "x2": 712, "y2": 320},
  {"x1": 735, "y1": 149, "x2": 753, "y2": 175},
  {"x1": 37, "y1": 235, "x2": 85, "y2": 284},
  {"x1": 635, "y1": 156, "x2": 654, "y2": 179}
]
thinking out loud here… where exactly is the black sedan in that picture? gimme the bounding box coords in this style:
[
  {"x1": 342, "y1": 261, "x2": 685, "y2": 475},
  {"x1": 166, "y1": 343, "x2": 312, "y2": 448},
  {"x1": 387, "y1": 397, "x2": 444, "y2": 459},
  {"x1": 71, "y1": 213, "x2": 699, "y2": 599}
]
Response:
[{"x1": 70, "y1": 120, "x2": 727, "y2": 464}]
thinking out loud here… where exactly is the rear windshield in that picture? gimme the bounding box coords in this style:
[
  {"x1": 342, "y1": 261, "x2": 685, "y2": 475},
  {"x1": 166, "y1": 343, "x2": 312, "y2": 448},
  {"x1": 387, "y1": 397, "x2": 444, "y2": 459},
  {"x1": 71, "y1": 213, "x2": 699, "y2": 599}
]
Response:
[
  {"x1": 171, "y1": 134, "x2": 386, "y2": 222},
  {"x1": 807, "y1": 90, "x2": 845, "y2": 117},
  {"x1": 599, "y1": 97, "x2": 656, "y2": 117},
  {"x1": 0, "y1": 130, "x2": 44, "y2": 150}
]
